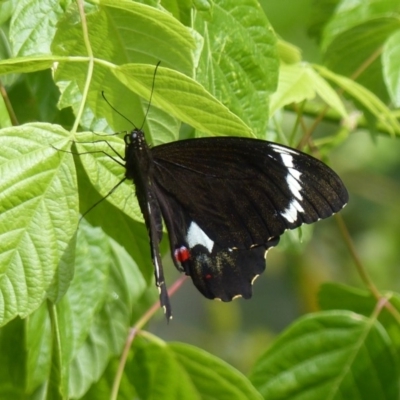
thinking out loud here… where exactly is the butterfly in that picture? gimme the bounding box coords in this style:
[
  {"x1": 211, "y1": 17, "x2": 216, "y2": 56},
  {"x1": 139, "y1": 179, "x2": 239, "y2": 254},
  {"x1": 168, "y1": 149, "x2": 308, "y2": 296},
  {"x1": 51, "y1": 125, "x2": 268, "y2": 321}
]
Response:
[{"x1": 122, "y1": 128, "x2": 348, "y2": 319}]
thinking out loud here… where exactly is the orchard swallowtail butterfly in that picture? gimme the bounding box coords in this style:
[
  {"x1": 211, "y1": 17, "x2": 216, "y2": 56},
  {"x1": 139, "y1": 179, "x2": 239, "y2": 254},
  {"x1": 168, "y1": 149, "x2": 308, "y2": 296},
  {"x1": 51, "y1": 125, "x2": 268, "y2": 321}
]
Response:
[{"x1": 122, "y1": 128, "x2": 348, "y2": 319}]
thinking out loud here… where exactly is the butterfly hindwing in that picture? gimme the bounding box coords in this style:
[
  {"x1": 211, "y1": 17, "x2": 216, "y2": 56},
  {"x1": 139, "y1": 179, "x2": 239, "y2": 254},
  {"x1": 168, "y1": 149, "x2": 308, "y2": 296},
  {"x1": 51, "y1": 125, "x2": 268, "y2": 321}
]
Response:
[{"x1": 154, "y1": 191, "x2": 281, "y2": 301}]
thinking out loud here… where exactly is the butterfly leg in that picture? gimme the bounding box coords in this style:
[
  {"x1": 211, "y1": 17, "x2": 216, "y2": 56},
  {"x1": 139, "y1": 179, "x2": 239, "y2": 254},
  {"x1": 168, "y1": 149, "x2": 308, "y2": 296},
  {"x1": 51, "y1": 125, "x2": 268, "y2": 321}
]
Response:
[
  {"x1": 152, "y1": 248, "x2": 172, "y2": 320},
  {"x1": 145, "y1": 193, "x2": 173, "y2": 320}
]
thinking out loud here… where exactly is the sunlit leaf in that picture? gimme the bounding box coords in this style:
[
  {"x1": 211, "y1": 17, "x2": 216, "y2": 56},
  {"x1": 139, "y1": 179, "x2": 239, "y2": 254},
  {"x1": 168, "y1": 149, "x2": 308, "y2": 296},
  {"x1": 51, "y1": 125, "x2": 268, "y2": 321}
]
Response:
[
  {"x1": 194, "y1": 0, "x2": 278, "y2": 137},
  {"x1": 0, "y1": 123, "x2": 78, "y2": 326}
]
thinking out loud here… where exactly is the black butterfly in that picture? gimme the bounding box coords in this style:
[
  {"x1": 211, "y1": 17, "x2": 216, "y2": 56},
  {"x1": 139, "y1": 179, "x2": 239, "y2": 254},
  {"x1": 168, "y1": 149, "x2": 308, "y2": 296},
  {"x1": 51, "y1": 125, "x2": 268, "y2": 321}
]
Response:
[{"x1": 122, "y1": 129, "x2": 348, "y2": 319}]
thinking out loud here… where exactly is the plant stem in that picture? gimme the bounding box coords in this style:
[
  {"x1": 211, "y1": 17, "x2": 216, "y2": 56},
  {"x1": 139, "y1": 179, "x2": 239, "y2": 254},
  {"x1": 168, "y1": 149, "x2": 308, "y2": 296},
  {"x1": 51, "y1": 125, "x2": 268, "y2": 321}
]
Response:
[
  {"x1": 335, "y1": 214, "x2": 400, "y2": 324},
  {"x1": 110, "y1": 275, "x2": 189, "y2": 400},
  {"x1": 71, "y1": 0, "x2": 94, "y2": 135}
]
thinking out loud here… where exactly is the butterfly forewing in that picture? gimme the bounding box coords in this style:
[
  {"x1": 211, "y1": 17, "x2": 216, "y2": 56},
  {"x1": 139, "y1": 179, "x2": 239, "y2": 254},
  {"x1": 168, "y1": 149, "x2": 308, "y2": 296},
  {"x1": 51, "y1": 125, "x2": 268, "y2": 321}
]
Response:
[{"x1": 151, "y1": 138, "x2": 348, "y2": 246}]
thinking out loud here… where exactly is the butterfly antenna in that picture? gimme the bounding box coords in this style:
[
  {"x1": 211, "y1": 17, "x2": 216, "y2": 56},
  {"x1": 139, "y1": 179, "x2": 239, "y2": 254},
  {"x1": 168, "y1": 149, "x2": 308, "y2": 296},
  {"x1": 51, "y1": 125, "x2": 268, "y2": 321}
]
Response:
[
  {"x1": 140, "y1": 61, "x2": 161, "y2": 130},
  {"x1": 79, "y1": 177, "x2": 127, "y2": 222},
  {"x1": 101, "y1": 91, "x2": 137, "y2": 128}
]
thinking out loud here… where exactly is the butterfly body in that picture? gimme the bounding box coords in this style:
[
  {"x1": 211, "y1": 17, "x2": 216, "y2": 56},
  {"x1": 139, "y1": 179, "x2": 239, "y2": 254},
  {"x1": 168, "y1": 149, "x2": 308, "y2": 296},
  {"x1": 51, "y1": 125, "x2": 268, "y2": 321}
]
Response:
[{"x1": 123, "y1": 129, "x2": 348, "y2": 319}]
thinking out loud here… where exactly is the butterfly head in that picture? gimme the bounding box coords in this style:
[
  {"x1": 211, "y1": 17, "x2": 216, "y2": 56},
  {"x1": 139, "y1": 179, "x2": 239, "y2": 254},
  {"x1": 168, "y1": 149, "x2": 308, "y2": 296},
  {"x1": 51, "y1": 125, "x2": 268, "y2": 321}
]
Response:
[
  {"x1": 123, "y1": 128, "x2": 152, "y2": 181},
  {"x1": 124, "y1": 128, "x2": 147, "y2": 150}
]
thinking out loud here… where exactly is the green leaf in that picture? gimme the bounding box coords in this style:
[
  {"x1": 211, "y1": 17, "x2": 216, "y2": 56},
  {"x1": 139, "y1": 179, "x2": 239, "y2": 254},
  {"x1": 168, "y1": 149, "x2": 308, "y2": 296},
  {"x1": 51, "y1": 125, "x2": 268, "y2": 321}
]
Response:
[
  {"x1": 319, "y1": 282, "x2": 400, "y2": 356},
  {"x1": 0, "y1": 0, "x2": 14, "y2": 26},
  {"x1": 52, "y1": 0, "x2": 196, "y2": 133},
  {"x1": 74, "y1": 133, "x2": 142, "y2": 223},
  {"x1": 0, "y1": 123, "x2": 78, "y2": 326},
  {"x1": 25, "y1": 222, "x2": 147, "y2": 398},
  {"x1": 26, "y1": 303, "x2": 51, "y2": 393},
  {"x1": 68, "y1": 229, "x2": 147, "y2": 398},
  {"x1": 193, "y1": 0, "x2": 213, "y2": 12},
  {"x1": 0, "y1": 93, "x2": 12, "y2": 128},
  {"x1": 195, "y1": 0, "x2": 278, "y2": 137},
  {"x1": 382, "y1": 30, "x2": 400, "y2": 107},
  {"x1": 249, "y1": 310, "x2": 399, "y2": 400},
  {"x1": 126, "y1": 337, "x2": 263, "y2": 400},
  {"x1": 72, "y1": 140, "x2": 154, "y2": 282},
  {"x1": 277, "y1": 39, "x2": 302, "y2": 64},
  {"x1": 170, "y1": 342, "x2": 263, "y2": 400},
  {"x1": 88, "y1": 0, "x2": 196, "y2": 74},
  {"x1": 270, "y1": 63, "x2": 347, "y2": 118},
  {"x1": 0, "y1": 55, "x2": 59, "y2": 75},
  {"x1": 308, "y1": 0, "x2": 339, "y2": 41},
  {"x1": 112, "y1": 64, "x2": 253, "y2": 137},
  {"x1": 47, "y1": 302, "x2": 69, "y2": 399},
  {"x1": 316, "y1": 65, "x2": 400, "y2": 136},
  {"x1": 321, "y1": 0, "x2": 400, "y2": 48},
  {"x1": 0, "y1": 317, "x2": 25, "y2": 394},
  {"x1": 161, "y1": 0, "x2": 192, "y2": 26},
  {"x1": 10, "y1": 0, "x2": 64, "y2": 56},
  {"x1": 327, "y1": 17, "x2": 400, "y2": 100},
  {"x1": 19, "y1": 189, "x2": 110, "y2": 397}
]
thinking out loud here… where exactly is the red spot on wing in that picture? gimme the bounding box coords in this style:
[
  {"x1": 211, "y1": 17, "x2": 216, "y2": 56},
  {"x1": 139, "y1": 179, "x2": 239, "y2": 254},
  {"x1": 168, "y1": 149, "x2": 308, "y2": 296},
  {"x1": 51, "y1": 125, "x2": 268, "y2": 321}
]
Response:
[
  {"x1": 174, "y1": 246, "x2": 190, "y2": 263},
  {"x1": 205, "y1": 274, "x2": 212, "y2": 280}
]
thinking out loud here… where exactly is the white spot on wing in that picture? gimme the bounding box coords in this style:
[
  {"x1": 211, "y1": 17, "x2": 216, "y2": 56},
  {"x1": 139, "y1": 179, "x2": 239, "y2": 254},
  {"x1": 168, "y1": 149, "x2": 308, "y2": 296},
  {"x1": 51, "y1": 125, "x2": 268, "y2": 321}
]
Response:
[
  {"x1": 281, "y1": 153, "x2": 294, "y2": 168},
  {"x1": 270, "y1": 143, "x2": 298, "y2": 155},
  {"x1": 289, "y1": 168, "x2": 301, "y2": 181},
  {"x1": 281, "y1": 199, "x2": 305, "y2": 223},
  {"x1": 270, "y1": 143, "x2": 306, "y2": 223},
  {"x1": 286, "y1": 171, "x2": 303, "y2": 200},
  {"x1": 271, "y1": 145, "x2": 304, "y2": 199},
  {"x1": 187, "y1": 221, "x2": 214, "y2": 252}
]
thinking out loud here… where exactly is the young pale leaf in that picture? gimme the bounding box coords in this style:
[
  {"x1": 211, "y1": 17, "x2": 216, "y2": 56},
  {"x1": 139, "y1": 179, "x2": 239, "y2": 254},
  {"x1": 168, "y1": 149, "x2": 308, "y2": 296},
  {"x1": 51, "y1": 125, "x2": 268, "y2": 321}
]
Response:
[
  {"x1": 52, "y1": 0, "x2": 195, "y2": 133},
  {"x1": 89, "y1": 0, "x2": 196, "y2": 74},
  {"x1": 382, "y1": 30, "x2": 400, "y2": 107},
  {"x1": 10, "y1": 0, "x2": 63, "y2": 56},
  {"x1": 0, "y1": 56, "x2": 58, "y2": 75},
  {"x1": 112, "y1": 64, "x2": 253, "y2": 138},
  {"x1": 316, "y1": 65, "x2": 400, "y2": 136},
  {"x1": 249, "y1": 310, "x2": 399, "y2": 400},
  {"x1": 270, "y1": 63, "x2": 347, "y2": 117},
  {"x1": 0, "y1": 123, "x2": 78, "y2": 326}
]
